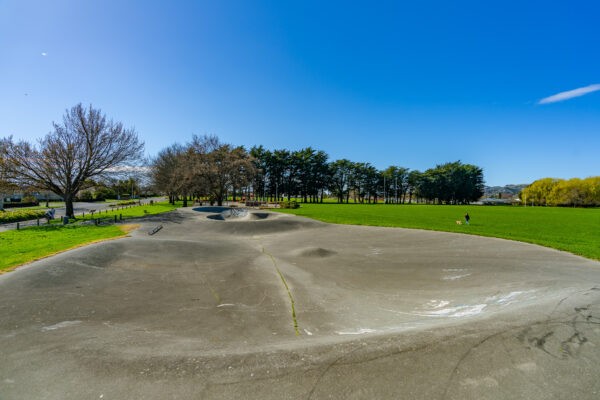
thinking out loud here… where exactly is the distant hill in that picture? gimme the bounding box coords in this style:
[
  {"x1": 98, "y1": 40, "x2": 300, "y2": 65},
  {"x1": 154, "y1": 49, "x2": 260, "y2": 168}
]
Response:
[{"x1": 483, "y1": 184, "x2": 529, "y2": 199}]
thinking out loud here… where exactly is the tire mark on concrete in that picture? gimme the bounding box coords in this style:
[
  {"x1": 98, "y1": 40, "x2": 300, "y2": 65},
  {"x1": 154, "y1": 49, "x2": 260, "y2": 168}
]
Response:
[{"x1": 307, "y1": 345, "x2": 364, "y2": 400}]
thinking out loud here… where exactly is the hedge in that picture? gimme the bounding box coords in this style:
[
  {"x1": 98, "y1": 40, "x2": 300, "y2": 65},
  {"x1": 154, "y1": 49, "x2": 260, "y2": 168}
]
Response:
[{"x1": 0, "y1": 209, "x2": 48, "y2": 224}]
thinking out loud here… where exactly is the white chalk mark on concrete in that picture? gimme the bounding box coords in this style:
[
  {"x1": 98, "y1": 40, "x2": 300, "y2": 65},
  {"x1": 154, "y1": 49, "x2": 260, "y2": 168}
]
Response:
[
  {"x1": 486, "y1": 290, "x2": 536, "y2": 305},
  {"x1": 336, "y1": 328, "x2": 376, "y2": 335},
  {"x1": 426, "y1": 300, "x2": 450, "y2": 309},
  {"x1": 443, "y1": 273, "x2": 471, "y2": 280},
  {"x1": 41, "y1": 320, "x2": 82, "y2": 331},
  {"x1": 418, "y1": 304, "x2": 487, "y2": 318}
]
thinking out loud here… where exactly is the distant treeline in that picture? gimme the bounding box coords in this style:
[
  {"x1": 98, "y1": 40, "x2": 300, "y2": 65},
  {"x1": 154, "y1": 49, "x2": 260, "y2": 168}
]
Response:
[
  {"x1": 250, "y1": 146, "x2": 484, "y2": 204},
  {"x1": 520, "y1": 177, "x2": 600, "y2": 207},
  {"x1": 150, "y1": 136, "x2": 484, "y2": 205}
]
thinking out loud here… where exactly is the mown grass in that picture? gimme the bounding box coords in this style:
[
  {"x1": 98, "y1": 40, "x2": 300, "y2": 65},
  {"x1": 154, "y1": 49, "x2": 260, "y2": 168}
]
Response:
[
  {"x1": 275, "y1": 204, "x2": 600, "y2": 261},
  {"x1": 0, "y1": 225, "x2": 133, "y2": 272}
]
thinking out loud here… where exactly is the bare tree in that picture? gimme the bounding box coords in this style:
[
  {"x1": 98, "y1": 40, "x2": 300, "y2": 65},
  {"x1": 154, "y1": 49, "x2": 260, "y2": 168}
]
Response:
[
  {"x1": 192, "y1": 137, "x2": 254, "y2": 206},
  {"x1": 151, "y1": 135, "x2": 255, "y2": 207},
  {"x1": 0, "y1": 142, "x2": 15, "y2": 210},
  {"x1": 2, "y1": 104, "x2": 144, "y2": 218},
  {"x1": 150, "y1": 143, "x2": 190, "y2": 205}
]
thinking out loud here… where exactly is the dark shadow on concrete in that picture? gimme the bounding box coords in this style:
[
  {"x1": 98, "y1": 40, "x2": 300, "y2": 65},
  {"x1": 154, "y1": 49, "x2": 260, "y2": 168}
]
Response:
[
  {"x1": 247, "y1": 213, "x2": 270, "y2": 220},
  {"x1": 193, "y1": 206, "x2": 232, "y2": 213},
  {"x1": 138, "y1": 211, "x2": 188, "y2": 224}
]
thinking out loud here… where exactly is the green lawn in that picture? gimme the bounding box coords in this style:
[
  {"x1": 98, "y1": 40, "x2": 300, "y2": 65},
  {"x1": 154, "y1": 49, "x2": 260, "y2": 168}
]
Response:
[
  {"x1": 275, "y1": 204, "x2": 600, "y2": 261},
  {"x1": 0, "y1": 225, "x2": 132, "y2": 272},
  {"x1": 0, "y1": 201, "x2": 184, "y2": 272}
]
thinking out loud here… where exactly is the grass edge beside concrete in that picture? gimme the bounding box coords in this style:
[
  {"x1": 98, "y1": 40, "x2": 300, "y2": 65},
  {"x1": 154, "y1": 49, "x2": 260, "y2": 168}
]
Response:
[
  {"x1": 0, "y1": 224, "x2": 139, "y2": 274},
  {"x1": 274, "y1": 205, "x2": 600, "y2": 261}
]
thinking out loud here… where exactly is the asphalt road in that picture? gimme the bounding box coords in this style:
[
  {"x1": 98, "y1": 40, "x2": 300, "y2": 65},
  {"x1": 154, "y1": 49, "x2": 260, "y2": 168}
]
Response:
[{"x1": 1, "y1": 207, "x2": 599, "y2": 399}]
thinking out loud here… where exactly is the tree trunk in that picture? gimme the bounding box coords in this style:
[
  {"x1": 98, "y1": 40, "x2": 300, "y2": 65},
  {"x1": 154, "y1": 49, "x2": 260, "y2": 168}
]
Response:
[
  {"x1": 183, "y1": 193, "x2": 188, "y2": 207},
  {"x1": 65, "y1": 194, "x2": 74, "y2": 219}
]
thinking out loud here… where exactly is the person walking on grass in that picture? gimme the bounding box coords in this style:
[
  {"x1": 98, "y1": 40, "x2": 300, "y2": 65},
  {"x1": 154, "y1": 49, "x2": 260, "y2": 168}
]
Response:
[{"x1": 465, "y1": 212, "x2": 470, "y2": 225}]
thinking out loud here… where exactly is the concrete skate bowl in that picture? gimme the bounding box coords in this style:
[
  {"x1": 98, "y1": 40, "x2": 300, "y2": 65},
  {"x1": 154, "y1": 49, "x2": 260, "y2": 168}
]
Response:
[
  {"x1": 198, "y1": 207, "x2": 324, "y2": 235},
  {"x1": 205, "y1": 207, "x2": 249, "y2": 220}
]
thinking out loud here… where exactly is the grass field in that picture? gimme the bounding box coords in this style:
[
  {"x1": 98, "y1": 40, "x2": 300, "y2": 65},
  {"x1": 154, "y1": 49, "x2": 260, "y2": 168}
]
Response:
[
  {"x1": 275, "y1": 204, "x2": 600, "y2": 261},
  {"x1": 0, "y1": 224, "x2": 136, "y2": 272}
]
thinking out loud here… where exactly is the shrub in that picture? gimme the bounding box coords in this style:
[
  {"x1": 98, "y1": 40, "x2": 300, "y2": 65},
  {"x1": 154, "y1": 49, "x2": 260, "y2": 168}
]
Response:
[
  {"x1": 94, "y1": 187, "x2": 117, "y2": 201},
  {"x1": 0, "y1": 209, "x2": 47, "y2": 224},
  {"x1": 79, "y1": 191, "x2": 94, "y2": 201},
  {"x1": 22, "y1": 195, "x2": 39, "y2": 204},
  {"x1": 280, "y1": 201, "x2": 299, "y2": 209},
  {"x1": 116, "y1": 200, "x2": 138, "y2": 206}
]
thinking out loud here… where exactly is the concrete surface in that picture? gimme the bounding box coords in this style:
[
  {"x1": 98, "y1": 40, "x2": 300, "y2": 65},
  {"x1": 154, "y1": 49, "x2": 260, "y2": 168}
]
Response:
[{"x1": 1, "y1": 207, "x2": 600, "y2": 399}]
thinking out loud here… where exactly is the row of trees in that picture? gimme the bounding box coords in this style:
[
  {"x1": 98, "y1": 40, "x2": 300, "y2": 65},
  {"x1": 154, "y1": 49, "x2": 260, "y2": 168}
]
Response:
[
  {"x1": 247, "y1": 147, "x2": 483, "y2": 204},
  {"x1": 151, "y1": 141, "x2": 485, "y2": 205},
  {"x1": 520, "y1": 177, "x2": 600, "y2": 207},
  {"x1": 1, "y1": 103, "x2": 485, "y2": 217}
]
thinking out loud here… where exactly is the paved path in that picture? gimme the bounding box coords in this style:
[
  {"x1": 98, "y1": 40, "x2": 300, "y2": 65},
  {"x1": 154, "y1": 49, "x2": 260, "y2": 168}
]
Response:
[{"x1": 1, "y1": 207, "x2": 600, "y2": 399}]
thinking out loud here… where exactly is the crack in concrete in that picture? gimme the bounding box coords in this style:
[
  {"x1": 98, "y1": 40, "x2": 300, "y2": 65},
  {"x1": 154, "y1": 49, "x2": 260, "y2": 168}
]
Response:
[{"x1": 261, "y1": 246, "x2": 300, "y2": 336}]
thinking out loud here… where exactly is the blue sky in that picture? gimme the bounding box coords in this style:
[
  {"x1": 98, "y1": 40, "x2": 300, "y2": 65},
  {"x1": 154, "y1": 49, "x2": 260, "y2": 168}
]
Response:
[{"x1": 1, "y1": 0, "x2": 598, "y2": 186}]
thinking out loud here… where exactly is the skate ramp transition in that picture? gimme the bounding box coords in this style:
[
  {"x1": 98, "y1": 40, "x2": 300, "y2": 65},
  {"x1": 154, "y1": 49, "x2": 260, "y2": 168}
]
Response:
[
  {"x1": 1, "y1": 206, "x2": 600, "y2": 400},
  {"x1": 198, "y1": 206, "x2": 324, "y2": 234}
]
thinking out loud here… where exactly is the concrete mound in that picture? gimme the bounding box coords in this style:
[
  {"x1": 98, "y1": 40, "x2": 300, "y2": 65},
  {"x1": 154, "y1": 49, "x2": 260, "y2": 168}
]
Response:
[
  {"x1": 243, "y1": 212, "x2": 270, "y2": 220},
  {"x1": 292, "y1": 247, "x2": 337, "y2": 258},
  {"x1": 208, "y1": 216, "x2": 323, "y2": 235}
]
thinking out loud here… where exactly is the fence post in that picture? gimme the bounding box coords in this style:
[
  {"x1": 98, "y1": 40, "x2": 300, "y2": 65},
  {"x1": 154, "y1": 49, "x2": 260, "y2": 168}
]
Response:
[
  {"x1": 17, "y1": 222, "x2": 20, "y2": 230},
  {"x1": 120, "y1": 214, "x2": 122, "y2": 220},
  {"x1": 114, "y1": 215, "x2": 117, "y2": 223},
  {"x1": 37, "y1": 218, "x2": 40, "y2": 226}
]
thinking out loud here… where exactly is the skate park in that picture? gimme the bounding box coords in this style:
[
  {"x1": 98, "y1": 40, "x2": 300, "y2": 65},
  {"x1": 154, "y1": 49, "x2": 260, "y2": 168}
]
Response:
[{"x1": 1, "y1": 207, "x2": 599, "y2": 399}]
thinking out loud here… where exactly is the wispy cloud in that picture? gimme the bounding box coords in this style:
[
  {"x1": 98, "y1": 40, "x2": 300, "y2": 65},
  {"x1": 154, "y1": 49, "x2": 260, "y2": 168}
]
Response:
[
  {"x1": 538, "y1": 84, "x2": 600, "y2": 104},
  {"x1": 41, "y1": 52, "x2": 47, "y2": 56}
]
